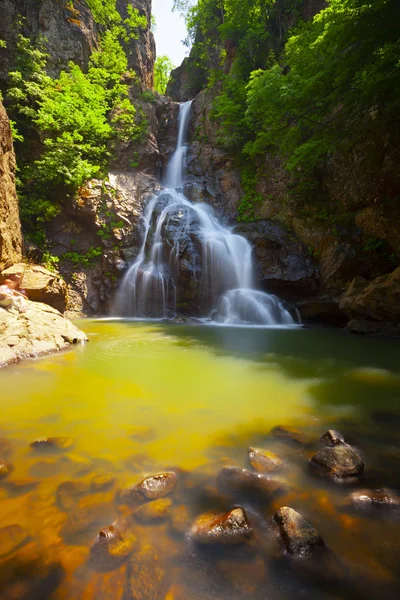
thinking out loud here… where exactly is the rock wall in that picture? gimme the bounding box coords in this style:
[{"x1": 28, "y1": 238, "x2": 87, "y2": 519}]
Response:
[{"x1": 0, "y1": 99, "x2": 22, "y2": 271}]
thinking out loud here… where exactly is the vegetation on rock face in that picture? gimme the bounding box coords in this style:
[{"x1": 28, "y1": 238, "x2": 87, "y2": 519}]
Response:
[
  {"x1": 176, "y1": 0, "x2": 400, "y2": 221},
  {"x1": 4, "y1": 2, "x2": 148, "y2": 244},
  {"x1": 154, "y1": 56, "x2": 175, "y2": 94}
]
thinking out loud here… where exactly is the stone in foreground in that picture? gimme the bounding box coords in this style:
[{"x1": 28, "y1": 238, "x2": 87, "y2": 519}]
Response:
[
  {"x1": 190, "y1": 507, "x2": 252, "y2": 545},
  {"x1": 249, "y1": 447, "x2": 283, "y2": 473},
  {"x1": 350, "y1": 488, "x2": 400, "y2": 509},
  {"x1": 310, "y1": 445, "x2": 364, "y2": 478},
  {"x1": 274, "y1": 507, "x2": 324, "y2": 557}
]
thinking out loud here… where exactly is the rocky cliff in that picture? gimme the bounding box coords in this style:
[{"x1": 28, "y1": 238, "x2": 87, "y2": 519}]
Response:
[{"x1": 0, "y1": 99, "x2": 22, "y2": 270}]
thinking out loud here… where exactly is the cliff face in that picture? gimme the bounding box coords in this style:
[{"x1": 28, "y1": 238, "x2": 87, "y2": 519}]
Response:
[
  {"x1": 0, "y1": 0, "x2": 98, "y2": 82},
  {"x1": 0, "y1": 0, "x2": 155, "y2": 89},
  {"x1": 0, "y1": 99, "x2": 22, "y2": 270}
]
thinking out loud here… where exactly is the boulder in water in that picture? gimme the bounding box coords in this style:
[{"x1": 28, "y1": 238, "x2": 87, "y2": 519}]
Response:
[
  {"x1": 310, "y1": 445, "x2": 364, "y2": 479},
  {"x1": 119, "y1": 471, "x2": 178, "y2": 504},
  {"x1": 270, "y1": 425, "x2": 305, "y2": 445},
  {"x1": 350, "y1": 488, "x2": 400, "y2": 509},
  {"x1": 217, "y1": 466, "x2": 286, "y2": 500},
  {"x1": 30, "y1": 437, "x2": 73, "y2": 451},
  {"x1": 274, "y1": 507, "x2": 324, "y2": 556},
  {"x1": 0, "y1": 459, "x2": 13, "y2": 479},
  {"x1": 189, "y1": 507, "x2": 252, "y2": 545}
]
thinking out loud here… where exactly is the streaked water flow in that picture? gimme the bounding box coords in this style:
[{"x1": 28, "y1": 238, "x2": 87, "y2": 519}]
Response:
[{"x1": 114, "y1": 101, "x2": 296, "y2": 325}]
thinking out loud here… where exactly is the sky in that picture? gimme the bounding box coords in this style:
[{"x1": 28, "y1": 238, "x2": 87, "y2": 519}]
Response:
[{"x1": 152, "y1": 0, "x2": 190, "y2": 67}]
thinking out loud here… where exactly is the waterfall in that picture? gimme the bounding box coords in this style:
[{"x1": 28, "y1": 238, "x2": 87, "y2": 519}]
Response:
[{"x1": 113, "y1": 101, "x2": 297, "y2": 326}]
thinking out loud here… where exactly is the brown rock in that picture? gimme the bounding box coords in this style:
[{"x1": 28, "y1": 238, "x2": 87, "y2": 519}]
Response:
[
  {"x1": 249, "y1": 447, "x2": 283, "y2": 473},
  {"x1": 274, "y1": 507, "x2": 324, "y2": 556},
  {"x1": 127, "y1": 472, "x2": 178, "y2": 503},
  {"x1": 31, "y1": 437, "x2": 73, "y2": 451},
  {"x1": 91, "y1": 475, "x2": 116, "y2": 493},
  {"x1": 90, "y1": 518, "x2": 138, "y2": 570},
  {"x1": 350, "y1": 488, "x2": 400, "y2": 509},
  {"x1": 0, "y1": 524, "x2": 29, "y2": 557},
  {"x1": 126, "y1": 545, "x2": 167, "y2": 600},
  {"x1": 190, "y1": 507, "x2": 252, "y2": 545},
  {"x1": 0, "y1": 460, "x2": 13, "y2": 479},
  {"x1": 339, "y1": 268, "x2": 400, "y2": 326},
  {"x1": 133, "y1": 498, "x2": 172, "y2": 523},
  {"x1": 310, "y1": 445, "x2": 364, "y2": 479},
  {"x1": 1, "y1": 263, "x2": 67, "y2": 312},
  {"x1": 0, "y1": 100, "x2": 22, "y2": 271}
]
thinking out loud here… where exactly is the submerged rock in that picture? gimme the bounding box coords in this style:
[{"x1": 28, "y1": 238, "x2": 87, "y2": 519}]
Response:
[
  {"x1": 56, "y1": 480, "x2": 90, "y2": 510},
  {"x1": 4, "y1": 479, "x2": 39, "y2": 494},
  {"x1": 31, "y1": 437, "x2": 73, "y2": 451},
  {"x1": 126, "y1": 545, "x2": 167, "y2": 600},
  {"x1": 190, "y1": 507, "x2": 252, "y2": 545},
  {"x1": 133, "y1": 498, "x2": 172, "y2": 523},
  {"x1": 0, "y1": 460, "x2": 13, "y2": 479},
  {"x1": 90, "y1": 475, "x2": 116, "y2": 493},
  {"x1": 310, "y1": 445, "x2": 364, "y2": 479},
  {"x1": 248, "y1": 447, "x2": 283, "y2": 473},
  {"x1": 217, "y1": 466, "x2": 285, "y2": 500},
  {"x1": 120, "y1": 472, "x2": 178, "y2": 504},
  {"x1": 0, "y1": 524, "x2": 29, "y2": 557},
  {"x1": 274, "y1": 507, "x2": 324, "y2": 557},
  {"x1": 320, "y1": 430, "x2": 347, "y2": 446},
  {"x1": 270, "y1": 425, "x2": 305, "y2": 445},
  {"x1": 170, "y1": 504, "x2": 191, "y2": 536},
  {"x1": 350, "y1": 488, "x2": 400, "y2": 509}
]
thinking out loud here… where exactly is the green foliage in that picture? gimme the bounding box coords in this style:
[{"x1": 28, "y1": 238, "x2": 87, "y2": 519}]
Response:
[
  {"x1": 42, "y1": 251, "x2": 60, "y2": 272},
  {"x1": 184, "y1": 0, "x2": 400, "y2": 217},
  {"x1": 5, "y1": 3, "x2": 149, "y2": 243},
  {"x1": 62, "y1": 246, "x2": 103, "y2": 267},
  {"x1": 154, "y1": 56, "x2": 175, "y2": 94}
]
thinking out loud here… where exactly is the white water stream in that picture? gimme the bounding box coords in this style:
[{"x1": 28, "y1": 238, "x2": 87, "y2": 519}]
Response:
[{"x1": 113, "y1": 101, "x2": 296, "y2": 325}]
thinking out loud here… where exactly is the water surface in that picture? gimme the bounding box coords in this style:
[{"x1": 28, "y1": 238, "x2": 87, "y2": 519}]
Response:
[{"x1": 0, "y1": 322, "x2": 399, "y2": 599}]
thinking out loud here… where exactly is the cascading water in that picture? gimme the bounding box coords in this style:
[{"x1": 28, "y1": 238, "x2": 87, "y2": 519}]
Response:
[{"x1": 113, "y1": 101, "x2": 297, "y2": 326}]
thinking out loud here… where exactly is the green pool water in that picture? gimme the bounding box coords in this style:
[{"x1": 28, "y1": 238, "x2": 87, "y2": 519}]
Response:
[{"x1": 0, "y1": 321, "x2": 399, "y2": 599}]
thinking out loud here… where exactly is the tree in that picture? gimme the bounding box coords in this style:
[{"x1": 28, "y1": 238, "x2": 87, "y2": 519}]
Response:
[{"x1": 154, "y1": 55, "x2": 175, "y2": 94}]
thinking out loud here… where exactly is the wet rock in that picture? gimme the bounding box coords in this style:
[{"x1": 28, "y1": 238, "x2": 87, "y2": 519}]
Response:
[
  {"x1": 0, "y1": 460, "x2": 13, "y2": 479},
  {"x1": 350, "y1": 488, "x2": 400, "y2": 509},
  {"x1": 0, "y1": 437, "x2": 13, "y2": 459},
  {"x1": 310, "y1": 445, "x2": 364, "y2": 479},
  {"x1": 270, "y1": 426, "x2": 305, "y2": 445},
  {"x1": 320, "y1": 429, "x2": 347, "y2": 446},
  {"x1": 0, "y1": 524, "x2": 29, "y2": 557},
  {"x1": 56, "y1": 480, "x2": 90, "y2": 510},
  {"x1": 128, "y1": 426, "x2": 155, "y2": 442},
  {"x1": 170, "y1": 504, "x2": 191, "y2": 536},
  {"x1": 90, "y1": 518, "x2": 138, "y2": 570},
  {"x1": 133, "y1": 498, "x2": 172, "y2": 523},
  {"x1": 120, "y1": 472, "x2": 178, "y2": 504},
  {"x1": 190, "y1": 507, "x2": 252, "y2": 545},
  {"x1": 217, "y1": 466, "x2": 285, "y2": 500},
  {"x1": 30, "y1": 437, "x2": 73, "y2": 451},
  {"x1": 126, "y1": 545, "x2": 167, "y2": 600},
  {"x1": 274, "y1": 507, "x2": 324, "y2": 557},
  {"x1": 248, "y1": 447, "x2": 283, "y2": 473},
  {"x1": 91, "y1": 475, "x2": 116, "y2": 493}
]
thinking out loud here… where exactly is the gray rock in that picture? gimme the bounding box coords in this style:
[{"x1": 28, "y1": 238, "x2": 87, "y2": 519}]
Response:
[
  {"x1": 274, "y1": 507, "x2": 324, "y2": 556},
  {"x1": 310, "y1": 445, "x2": 364, "y2": 478}
]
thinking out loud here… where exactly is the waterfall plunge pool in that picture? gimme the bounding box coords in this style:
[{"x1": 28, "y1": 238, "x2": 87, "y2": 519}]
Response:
[{"x1": 0, "y1": 321, "x2": 399, "y2": 599}]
